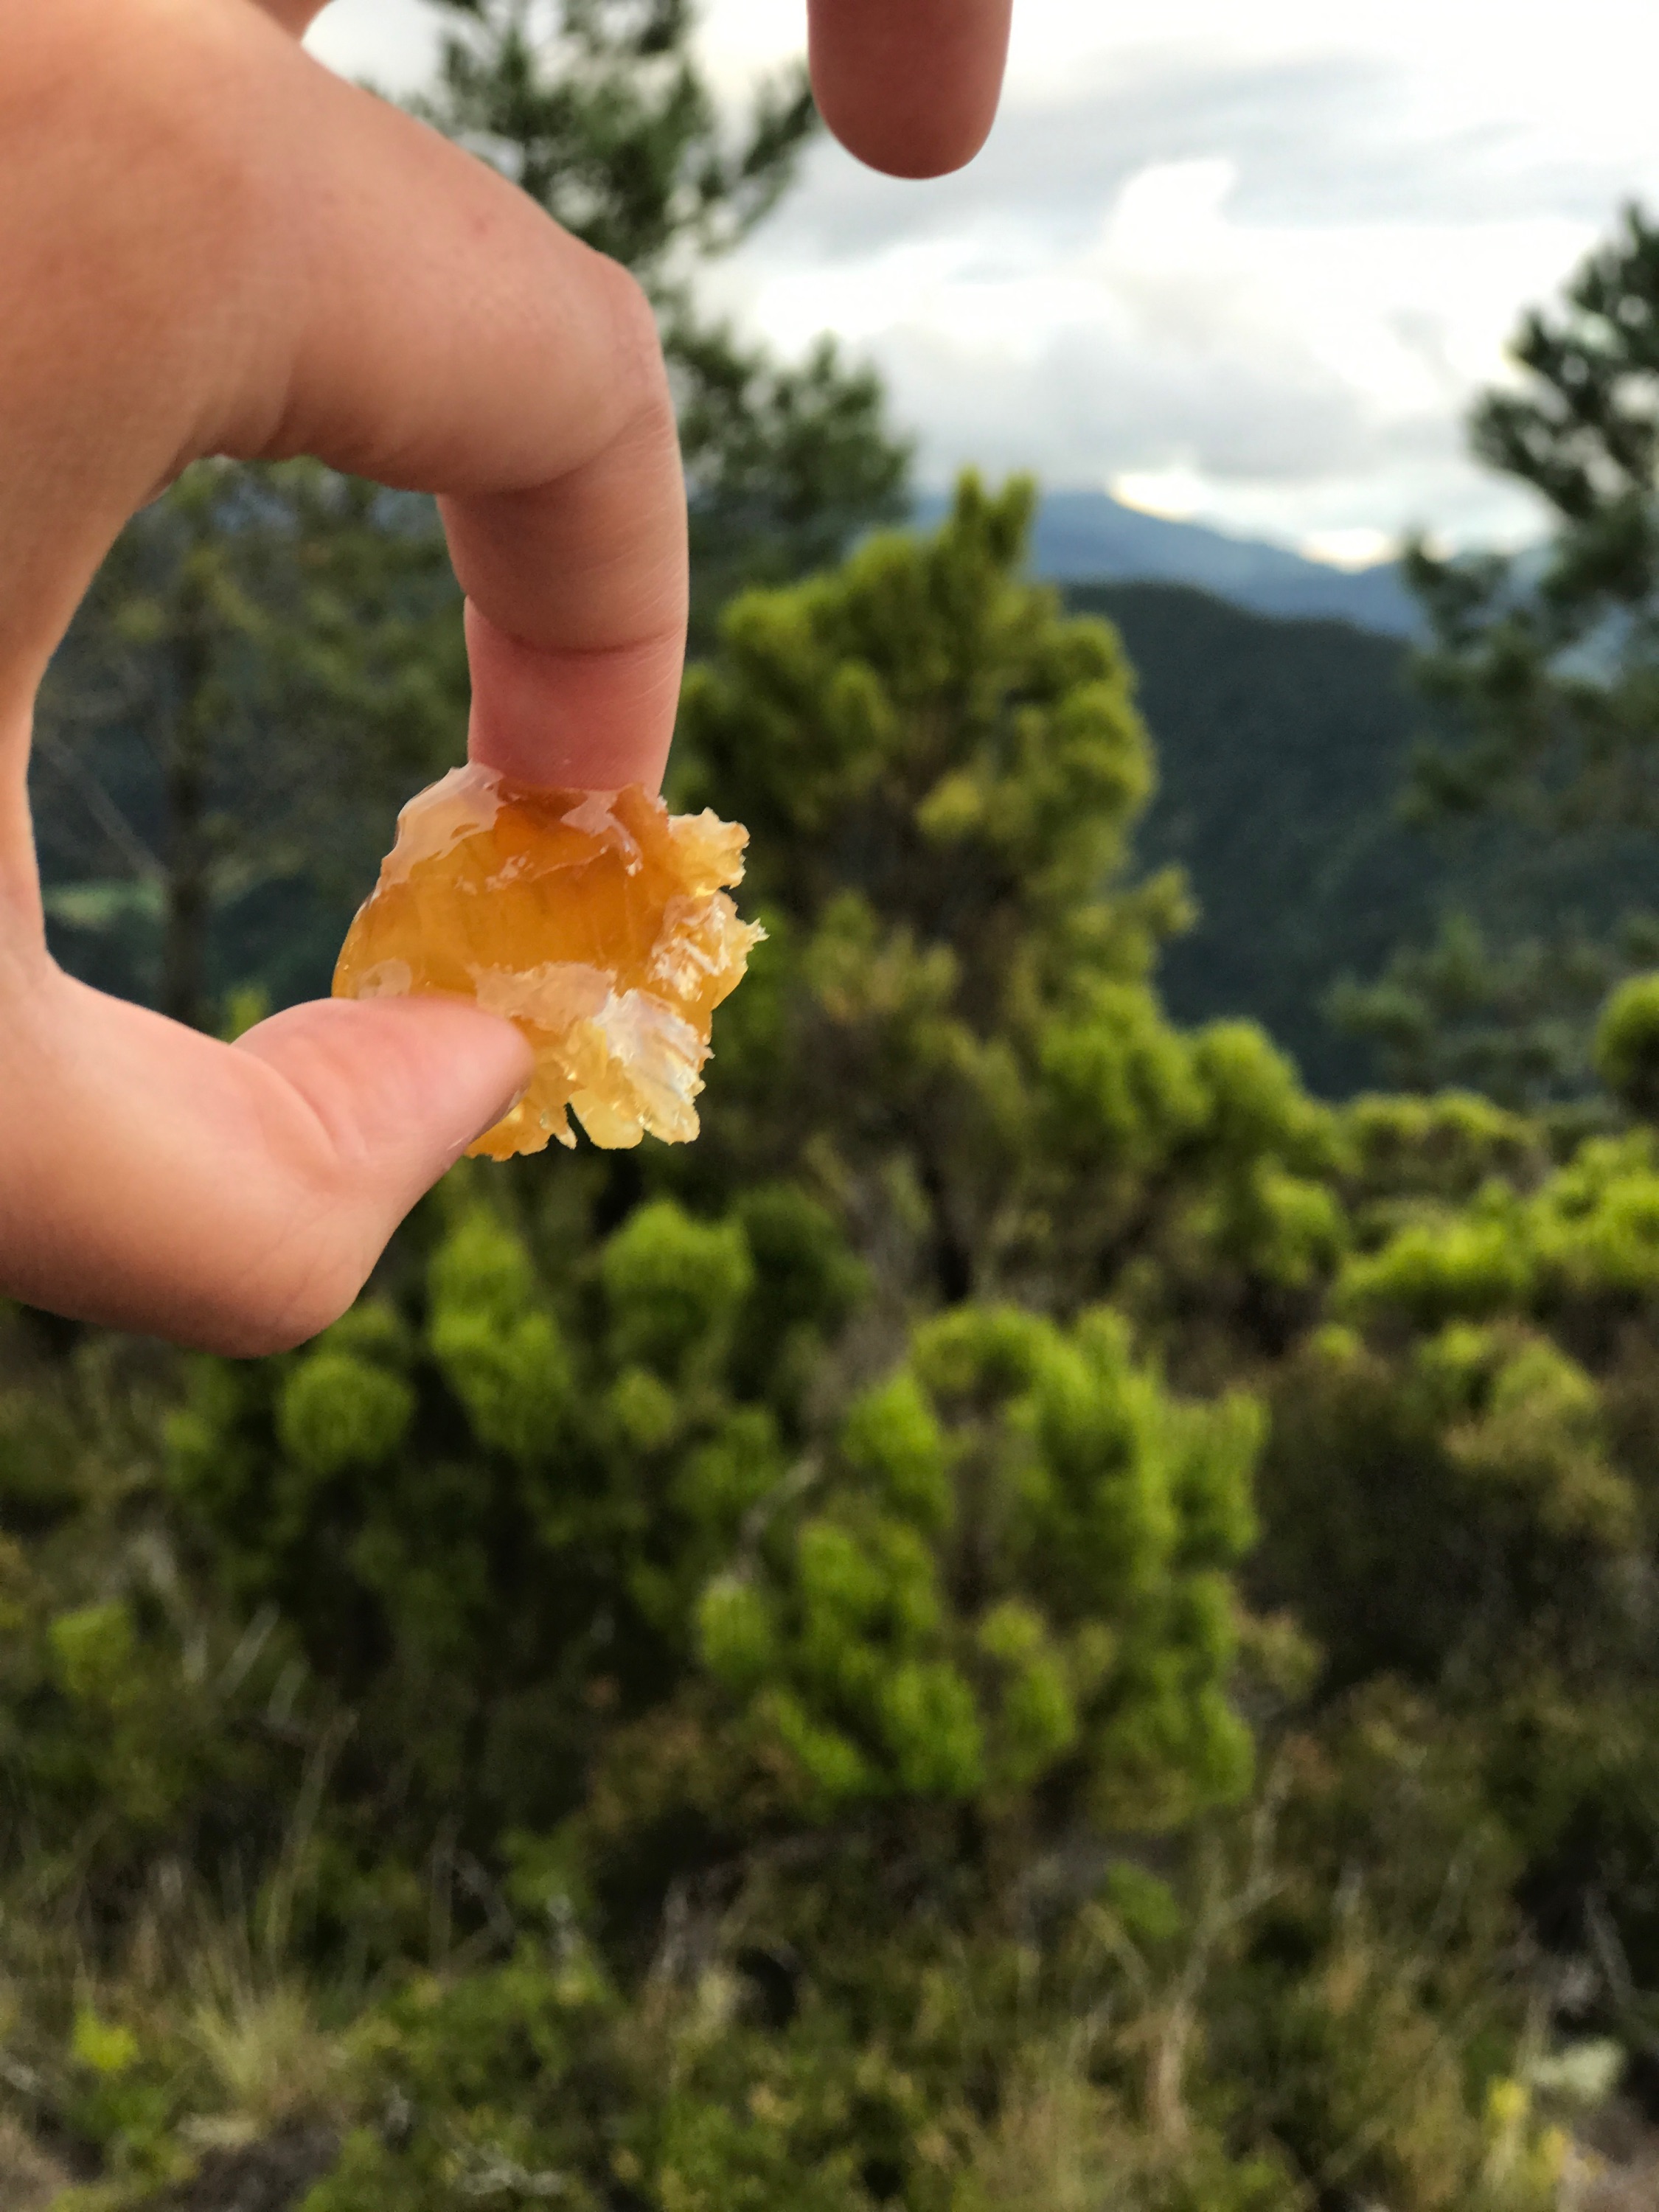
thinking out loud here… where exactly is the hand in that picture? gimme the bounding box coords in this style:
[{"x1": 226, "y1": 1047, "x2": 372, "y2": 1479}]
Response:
[{"x1": 0, "y1": 0, "x2": 1011, "y2": 1355}]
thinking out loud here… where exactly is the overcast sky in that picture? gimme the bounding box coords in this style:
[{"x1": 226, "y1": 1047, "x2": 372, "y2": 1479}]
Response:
[{"x1": 307, "y1": 0, "x2": 1659, "y2": 566}]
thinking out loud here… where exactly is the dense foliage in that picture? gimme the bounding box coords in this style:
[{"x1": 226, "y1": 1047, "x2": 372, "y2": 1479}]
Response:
[
  {"x1": 1051, "y1": 578, "x2": 1659, "y2": 1110},
  {"x1": 1340, "y1": 200, "x2": 1659, "y2": 1103},
  {"x1": 8, "y1": 481, "x2": 1659, "y2": 2210}
]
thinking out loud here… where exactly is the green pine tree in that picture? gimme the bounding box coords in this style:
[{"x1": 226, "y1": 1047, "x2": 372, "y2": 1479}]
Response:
[
  {"x1": 1408, "y1": 201, "x2": 1659, "y2": 832},
  {"x1": 37, "y1": 462, "x2": 465, "y2": 1029},
  {"x1": 1354, "y1": 202, "x2": 1659, "y2": 1102}
]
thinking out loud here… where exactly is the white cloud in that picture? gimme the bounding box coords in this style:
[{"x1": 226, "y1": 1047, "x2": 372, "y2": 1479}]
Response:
[
  {"x1": 305, "y1": 0, "x2": 441, "y2": 91},
  {"x1": 708, "y1": 31, "x2": 1646, "y2": 553},
  {"x1": 304, "y1": 0, "x2": 1659, "y2": 559},
  {"x1": 707, "y1": 133, "x2": 1590, "y2": 548}
]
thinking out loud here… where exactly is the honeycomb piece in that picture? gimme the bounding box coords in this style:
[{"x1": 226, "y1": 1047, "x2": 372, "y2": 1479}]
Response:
[{"x1": 332, "y1": 764, "x2": 764, "y2": 1158}]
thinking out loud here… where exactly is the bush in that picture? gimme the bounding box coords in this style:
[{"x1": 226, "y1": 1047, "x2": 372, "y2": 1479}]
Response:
[{"x1": 1596, "y1": 972, "x2": 1659, "y2": 1117}]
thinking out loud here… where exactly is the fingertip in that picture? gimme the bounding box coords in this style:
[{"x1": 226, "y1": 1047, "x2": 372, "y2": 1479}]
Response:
[
  {"x1": 256, "y1": 0, "x2": 333, "y2": 37},
  {"x1": 808, "y1": 0, "x2": 1012, "y2": 178},
  {"x1": 462, "y1": 601, "x2": 678, "y2": 793},
  {"x1": 813, "y1": 92, "x2": 1001, "y2": 181},
  {"x1": 193, "y1": 998, "x2": 535, "y2": 1354},
  {"x1": 0, "y1": 979, "x2": 534, "y2": 1357},
  {"x1": 236, "y1": 993, "x2": 534, "y2": 1191}
]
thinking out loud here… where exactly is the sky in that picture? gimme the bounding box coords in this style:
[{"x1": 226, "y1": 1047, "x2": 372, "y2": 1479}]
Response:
[{"x1": 307, "y1": 0, "x2": 1659, "y2": 566}]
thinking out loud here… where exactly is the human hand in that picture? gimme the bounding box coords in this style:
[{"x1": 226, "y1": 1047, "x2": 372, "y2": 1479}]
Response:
[{"x1": 0, "y1": 0, "x2": 1011, "y2": 1355}]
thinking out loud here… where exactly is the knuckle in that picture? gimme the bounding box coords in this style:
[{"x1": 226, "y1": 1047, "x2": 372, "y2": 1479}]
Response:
[
  {"x1": 593, "y1": 255, "x2": 675, "y2": 431},
  {"x1": 3, "y1": 0, "x2": 276, "y2": 319}
]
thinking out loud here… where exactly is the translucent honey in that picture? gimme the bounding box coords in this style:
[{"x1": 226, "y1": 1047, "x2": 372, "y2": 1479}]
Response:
[{"x1": 333, "y1": 765, "x2": 762, "y2": 1158}]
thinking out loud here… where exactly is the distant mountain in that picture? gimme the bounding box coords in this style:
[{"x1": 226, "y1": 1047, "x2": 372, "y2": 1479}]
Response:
[
  {"x1": 918, "y1": 488, "x2": 1423, "y2": 638},
  {"x1": 1076, "y1": 582, "x2": 1437, "y2": 1091},
  {"x1": 1068, "y1": 582, "x2": 1655, "y2": 1094}
]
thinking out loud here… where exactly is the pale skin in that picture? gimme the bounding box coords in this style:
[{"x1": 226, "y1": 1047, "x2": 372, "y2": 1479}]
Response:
[{"x1": 0, "y1": 0, "x2": 1012, "y2": 1357}]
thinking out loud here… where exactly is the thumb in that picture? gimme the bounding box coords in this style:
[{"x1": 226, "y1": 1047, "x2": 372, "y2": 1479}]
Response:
[
  {"x1": 235, "y1": 994, "x2": 535, "y2": 1201},
  {"x1": 1, "y1": 973, "x2": 532, "y2": 1355}
]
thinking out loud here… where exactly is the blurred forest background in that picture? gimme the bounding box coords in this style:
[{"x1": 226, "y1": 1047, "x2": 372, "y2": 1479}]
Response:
[{"x1": 18, "y1": 3, "x2": 1659, "y2": 2207}]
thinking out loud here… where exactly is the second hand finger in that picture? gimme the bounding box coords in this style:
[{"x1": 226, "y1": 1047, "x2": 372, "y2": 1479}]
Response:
[{"x1": 807, "y1": 0, "x2": 1013, "y2": 178}]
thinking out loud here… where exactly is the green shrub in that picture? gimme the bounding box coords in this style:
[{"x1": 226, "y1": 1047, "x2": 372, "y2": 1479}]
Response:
[{"x1": 1596, "y1": 972, "x2": 1659, "y2": 1117}]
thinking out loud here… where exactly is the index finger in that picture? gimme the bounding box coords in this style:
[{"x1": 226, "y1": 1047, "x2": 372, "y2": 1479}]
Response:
[{"x1": 218, "y1": 8, "x2": 688, "y2": 792}]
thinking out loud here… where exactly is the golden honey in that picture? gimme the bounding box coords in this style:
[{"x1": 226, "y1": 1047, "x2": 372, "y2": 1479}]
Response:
[{"x1": 333, "y1": 765, "x2": 762, "y2": 1158}]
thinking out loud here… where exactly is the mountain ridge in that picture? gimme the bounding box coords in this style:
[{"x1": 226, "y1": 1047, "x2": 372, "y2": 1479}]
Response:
[{"x1": 917, "y1": 487, "x2": 1423, "y2": 636}]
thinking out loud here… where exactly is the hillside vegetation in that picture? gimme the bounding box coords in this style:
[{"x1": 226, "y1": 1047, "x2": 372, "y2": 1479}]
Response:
[
  {"x1": 7, "y1": 482, "x2": 1659, "y2": 2208},
  {"x1": 13, "y1": 18, "x2": 1659, "y2": 2204},
  {"x1": 1071, "y1": 585, "x2": 1659, "y2": 1101}
]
